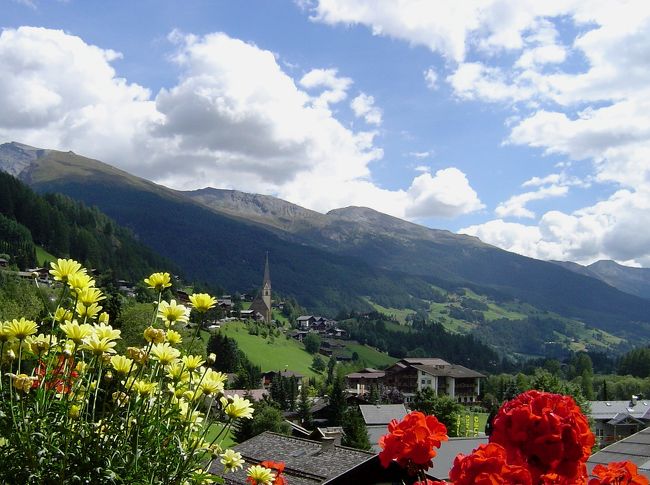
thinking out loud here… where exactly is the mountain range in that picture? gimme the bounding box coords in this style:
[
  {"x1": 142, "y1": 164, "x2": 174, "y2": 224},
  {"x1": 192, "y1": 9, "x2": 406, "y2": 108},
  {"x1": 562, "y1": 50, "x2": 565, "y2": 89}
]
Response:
[{"x1": 2, "y1": 141, "x2": 650, "y2": 354}]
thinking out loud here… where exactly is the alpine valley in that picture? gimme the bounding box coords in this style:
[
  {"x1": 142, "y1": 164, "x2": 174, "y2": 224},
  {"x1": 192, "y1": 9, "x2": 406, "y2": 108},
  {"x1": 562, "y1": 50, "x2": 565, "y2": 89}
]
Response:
[{"x1": 2, "y1": 141, "x2": 650, "y2": 359}]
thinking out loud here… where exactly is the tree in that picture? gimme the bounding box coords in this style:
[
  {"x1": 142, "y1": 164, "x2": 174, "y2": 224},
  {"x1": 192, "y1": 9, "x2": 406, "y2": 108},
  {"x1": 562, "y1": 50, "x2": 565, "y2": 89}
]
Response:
[
  {"x1": 207, "y1": 334, "x2": 240, "y2": 373},
  {"x1": 311, "y1": 355, "x2": 326, "y2": 372},
  {"x1": 328, "y1": 375, "x2": 347, "y2": 426},
  {"x1": 326, "y1": 356, "x2": 337, "y2": 386},
  {"x1": 342, "y1": 407, "x2": 371, "y2": 450},
  {"x1": 410, "y1": 388, "x2": 462, "y2": 435},
  {"x1": 303, "y1": 332, "x2": 321, "y2": 354},
  {"x1": 233, "y1": 400, "x2": 290, "y2": 443},
  {"x1": 297, "y1": 384, "x2": 313, "y2": 428}
]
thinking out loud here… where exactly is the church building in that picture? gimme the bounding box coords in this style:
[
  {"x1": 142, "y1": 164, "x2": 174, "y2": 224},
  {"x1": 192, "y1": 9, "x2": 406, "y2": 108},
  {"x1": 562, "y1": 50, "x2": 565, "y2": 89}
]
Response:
[{"x1": 249, "y1": 253, "x2": 272, "y2": 324}]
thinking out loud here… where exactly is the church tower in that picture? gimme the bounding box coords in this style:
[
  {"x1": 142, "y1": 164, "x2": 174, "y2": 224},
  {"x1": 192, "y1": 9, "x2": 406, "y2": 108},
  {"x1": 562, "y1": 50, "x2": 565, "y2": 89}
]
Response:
[
  {"x1": 250, "y1": 252, "x2": 272, "y2": 324},
  {"x1": 262, "y1": 252, "x2": 271, "y2": 321}
]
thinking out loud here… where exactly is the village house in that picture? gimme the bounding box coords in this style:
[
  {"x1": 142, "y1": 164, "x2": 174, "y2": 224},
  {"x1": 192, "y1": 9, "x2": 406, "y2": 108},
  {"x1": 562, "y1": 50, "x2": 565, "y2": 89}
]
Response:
[
  {"x1": 296, "y1": 315, "x2": 337, "y2": 332},
  {"x1": 346, "y1": 368, "x2": 386, "y2": 396},
  {"x1": 590, "y1": 397, "x2": 650, "y2": 446},
  {"x1": 347, "y1": 358, "x2": 484, "y2": 404},
  {"x1": 261, "y1": 370, "x2": 303, "y2": 390}
]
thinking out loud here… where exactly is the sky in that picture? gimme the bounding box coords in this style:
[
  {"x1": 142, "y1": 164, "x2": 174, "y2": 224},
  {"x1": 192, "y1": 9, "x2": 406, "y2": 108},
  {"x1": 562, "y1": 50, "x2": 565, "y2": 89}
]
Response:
[{"x1": 2, "y1": 1, "x2": 650, "y2": 266}]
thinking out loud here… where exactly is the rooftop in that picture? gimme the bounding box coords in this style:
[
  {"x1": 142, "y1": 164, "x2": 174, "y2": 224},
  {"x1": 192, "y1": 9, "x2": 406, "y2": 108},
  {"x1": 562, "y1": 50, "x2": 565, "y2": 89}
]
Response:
[
  {"x1": 215, "y1": 431, "x2": 373, "y2": 484},
  {"x1": 590, "y1": 400, "x2": 650, "y2": 420},
  {"x1": 588, "y1": 426, "x2": 650, "y2": 479},
  {"x1": 359, "y1": 404, "x2": 408, "y2": 426}
]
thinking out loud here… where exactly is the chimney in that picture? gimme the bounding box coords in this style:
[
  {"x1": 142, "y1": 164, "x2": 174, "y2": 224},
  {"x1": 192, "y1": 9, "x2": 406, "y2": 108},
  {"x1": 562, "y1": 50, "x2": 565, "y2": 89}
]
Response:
[
  {"x1": 631, "y1": 395, "x2": 638, "y2": 406},
  {"x1": 320, "y1": 437, "x2": 336, "y2": 453}
]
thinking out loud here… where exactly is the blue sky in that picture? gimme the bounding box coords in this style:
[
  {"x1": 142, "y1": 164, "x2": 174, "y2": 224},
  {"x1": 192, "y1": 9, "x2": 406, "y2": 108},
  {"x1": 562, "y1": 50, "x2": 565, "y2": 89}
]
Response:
[{"x1": 2, "y1": 0, "x2": 650, "y2": 266}]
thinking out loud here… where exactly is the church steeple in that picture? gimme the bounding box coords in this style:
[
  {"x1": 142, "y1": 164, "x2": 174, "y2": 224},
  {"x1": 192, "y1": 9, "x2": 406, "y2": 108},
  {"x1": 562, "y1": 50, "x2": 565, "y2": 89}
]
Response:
[
  {"x1": 262, "y1": 252, "x2": 271, "y2": 322},
  {"x1": 263, "y1": 251, "x2": 271, "y2": 288}
]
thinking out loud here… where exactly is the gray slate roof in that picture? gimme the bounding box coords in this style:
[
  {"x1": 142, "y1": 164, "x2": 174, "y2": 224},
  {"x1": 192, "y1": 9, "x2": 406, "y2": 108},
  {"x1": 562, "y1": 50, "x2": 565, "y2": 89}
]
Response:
[
  {"x1": 359, "y1": 404, "x2": 408, "y2": 425},
  {"x1": 590, "y1": 400, "x2": 650, "y2": 421},
  {"x1": 588, "y1": 426, "x2": 650, "y2": 479},
  {"x1": 432, "y1": 437, "x2": 488, "y2": 480},
  {"x1": 215, "y1": 431, "x2": 374, "y2": 484},
  {"x1": 413, "y1": 363, "x2": 485, "y2": 379}
]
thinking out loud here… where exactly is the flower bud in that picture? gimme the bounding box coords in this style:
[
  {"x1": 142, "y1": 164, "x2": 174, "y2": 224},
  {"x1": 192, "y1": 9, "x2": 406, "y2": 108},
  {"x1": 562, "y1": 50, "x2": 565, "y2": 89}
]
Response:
[{"x1": 207, "y1": 352, "x2": 216, "y2": 365}]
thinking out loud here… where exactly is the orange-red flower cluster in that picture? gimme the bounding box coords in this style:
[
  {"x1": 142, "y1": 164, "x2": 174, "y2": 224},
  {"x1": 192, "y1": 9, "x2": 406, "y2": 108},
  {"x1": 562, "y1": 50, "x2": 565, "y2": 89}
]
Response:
[
  {"x1": 378, "y1": 411, "x2": 448, "y2": 472},
  {"x1": 449, "y1": 443, "x2": 532, "y2": 485},
  {"x1": 589, "y1": 462, "x2": 649, "y2": 485},
  {"x1": 33, "y1": 355, "x2": 78, "y2": 394},
  {"x1": 489, "y1": 389, "x2": 594, "y2": 483},
  {"x1": 260, "y1": 460, "x2": 287, "y2": 485}
]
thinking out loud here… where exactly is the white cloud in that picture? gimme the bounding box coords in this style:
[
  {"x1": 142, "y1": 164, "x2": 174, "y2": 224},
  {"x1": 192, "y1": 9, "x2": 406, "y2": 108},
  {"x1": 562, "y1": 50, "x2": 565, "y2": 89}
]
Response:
[
  {"x1": 423, "y1": 68, "x2": 438, "y2": 89},
  {"x1": 350, "y1": 92, "x2": 382, "y2": 125},
  {"x1": 409, "y1": 151, "x2": 431, "y2": 159},
  {"x1": 463, "y1": 188, "x2": 650, "y2": 266},
  {"x1": 299, "y1": 67, "x2": 352, "y2": 108},
  {"x1": 0, "y1": 26, "x2": 483, "y2": 221},
  {"x1": 309, "y1": 0, "x2": 576, "y2": 62},
  {"x1": 495, "y1": 184, "x2": 568, "y2": 218},
  {"x1": 414, "y1": 165, "x2": 429, "y2": 172},
  {"x1": 307, "y1": 1, "x2": 650, "y2": 265},
  {"x1": 404, "y1": 168, "x2": 485, "y2": 218}
]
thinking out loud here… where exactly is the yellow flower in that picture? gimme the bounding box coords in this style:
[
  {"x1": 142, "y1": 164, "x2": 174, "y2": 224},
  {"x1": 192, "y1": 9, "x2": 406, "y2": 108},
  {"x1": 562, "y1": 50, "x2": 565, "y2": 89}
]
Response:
[
  {"x1": 77, "y1": 287, "x2": 105, "y2": 306},
  {"x1": 50, "y1": 258, "x2": 83, "y2": 283},
  {"x1": 165, "y1": 329, "x2": 182, "y2": 345},
  {"x1": 67, "y1": 272, "x2": 95, "y2": 294},
  {"x1": 60, "y1": 320, "x2": 94, "y2": 344},
  {"x1": 189, "y1": 293, "x2": 217, "y2": 313},
  {"x1": 27, "y1": 333, "x2": 57, "y2": 355},
  {"x1": 157, "y1": 300, "x2": 189, "y2": 327},
  {"x1": 93, "y1": 322, "x2": 121, "y2": 341},
  {"x1": 220, "y1": 449, "x2": 244, "y2": 472},
  {"x1": 143, "y1": 326, "x2": 166, "y2": 344},
  {"x1": 246, "y1": 465, "x2": 275, "y2": 485},
  {"x1": 76, "y1": 302, "x2": 103, "y2": 319},
  {"x1": 8, "y1": 373, "x2": 37, "y2": 393},
  {"x1": 178, "y1": 400, "x2": 204, "y2": 425},
  {"x1": 6, "y1": 318, "x2": 38, "y2": 340},
  {"x1": 144, "y1": 272, "x2": 172, "y2": 291},
  {"x1": 182, "y1": 354, "x2": 205, "y2": 372},
  {"x1": 75, "y1": 361, "x2": 89, "y2": 374},
  {"x1": 68, "y1": 404, "x2": 81, "y2": 418},
  {"x1": 166, "y1": 361, "x2": 190, "y2": 382},
  {"x1": 110, "y1": 354, "x2": 135, "y2": 375},
  {"x1": 150, "y1": 342, "x2": 181, "y2": 366},
  {"x1": 220, "y1": 394, "x2": 254, "y2": 419},
  {"x1": 131, "y1": 379, "x2": 156, "y2": 397},
  {"x1": 0, "y1": 321, "x2": 11, "y2": 343},
  {"x1": 198, "y1": 378, "x2": 223, "y2": 396},
  {"x1": 54, "y1": 308, "x2": 73, "y2": 323},
  {"x1": 82, "y1": 334, "x2": 117, "y2": 355}
]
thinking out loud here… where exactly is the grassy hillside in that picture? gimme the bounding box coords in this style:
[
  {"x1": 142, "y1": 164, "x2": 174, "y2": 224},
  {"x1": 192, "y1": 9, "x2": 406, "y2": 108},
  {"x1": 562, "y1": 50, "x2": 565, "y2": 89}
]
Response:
[{"x1": 219, "y1": 322, "x2": 320, "y2": 378}]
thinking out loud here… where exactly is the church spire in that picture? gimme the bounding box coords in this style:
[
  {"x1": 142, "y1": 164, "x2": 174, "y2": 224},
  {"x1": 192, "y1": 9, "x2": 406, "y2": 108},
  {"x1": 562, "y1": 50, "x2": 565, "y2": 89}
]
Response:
[{"x1": 263, "y1": 251, "x2": 271, "y2": 287}]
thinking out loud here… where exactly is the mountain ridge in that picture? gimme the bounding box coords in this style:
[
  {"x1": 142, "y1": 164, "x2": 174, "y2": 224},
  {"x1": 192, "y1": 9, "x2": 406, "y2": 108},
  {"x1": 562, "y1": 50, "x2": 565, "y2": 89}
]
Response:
[{"x1": 2, "y1": 141, "x2": 650, "y2": 353}]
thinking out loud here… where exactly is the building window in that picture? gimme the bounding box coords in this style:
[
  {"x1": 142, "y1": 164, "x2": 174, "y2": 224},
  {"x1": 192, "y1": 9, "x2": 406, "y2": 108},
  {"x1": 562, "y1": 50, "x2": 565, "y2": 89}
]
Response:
[{"x1": 421, "y1": 379, "x2": 426, "y2": 384}]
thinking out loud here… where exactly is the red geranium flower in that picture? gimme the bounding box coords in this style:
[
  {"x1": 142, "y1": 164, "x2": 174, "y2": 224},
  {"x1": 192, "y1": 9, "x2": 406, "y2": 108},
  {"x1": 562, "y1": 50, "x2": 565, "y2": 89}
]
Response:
[
  {"x1": 379, "y1": 411, "x2": 448, "y2": 473},
  {"x1": 260, "y1": 460, "x2": 287, "y2": 485},
  {"x1": 449, "y1": 443, "x2": 533, "y2": 485},
  {"x1": 589, "y1": 461, "x2": 650, "y2": 485},
  {"x1": 489, "y1": 390, "x2": 595, "y2": 483}
]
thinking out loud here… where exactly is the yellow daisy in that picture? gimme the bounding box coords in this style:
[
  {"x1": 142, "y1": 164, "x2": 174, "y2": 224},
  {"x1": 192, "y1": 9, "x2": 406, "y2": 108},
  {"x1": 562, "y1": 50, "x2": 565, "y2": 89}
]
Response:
[
  {"x1": 50, "y1": 258, "x2": 83, "y2": 283},
  {"x1": 157, "y1": 300, "x2": 189, "y2": 327},
  {"x1": 144, "y1": 272, "x2": 172, "y2": 291},
  {"x1": 189, "y1": 293, "x2": 217, "y2": 313},
  {"x1": 6, "y1": 318, "x2": 38, "y2": 340}
]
